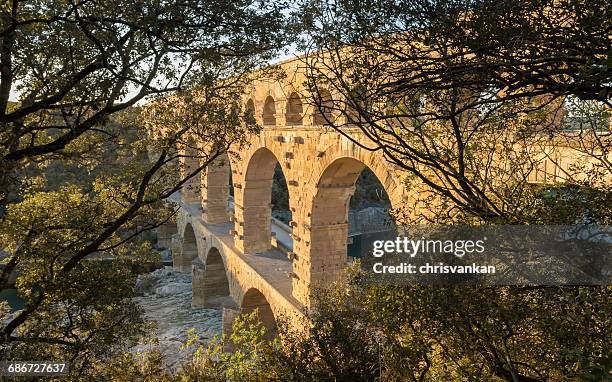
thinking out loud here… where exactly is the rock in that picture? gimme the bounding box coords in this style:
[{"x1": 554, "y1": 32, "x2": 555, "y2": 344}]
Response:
[
  {"x1": 349, "y1": 207, "x2": 394, "y2": 234},
  {"x1": 160, "y1": 249, "x2": 172, "y2": 263},
  {"x1": 154, "y1": 282, "x2": 191, "y2": 297},
  {"x1": 272, "y1": 210, "x2": 292, "y2": 224},
  {"x1": 135, "y1": 275, "x2": 155, "y2": 295}
]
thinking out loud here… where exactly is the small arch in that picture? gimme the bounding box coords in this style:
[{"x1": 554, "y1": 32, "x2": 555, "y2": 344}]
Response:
[
  {"x1": 202, "y1": 247, "x2": 230, "y2": 306},
  {"x1": 343, "y1": 100, "x2": 361, "y2": 125},
  {"x1": 241, "y1": 288, "x2": 277, "y2": 340},
  {"x1": 246, "y1": 98, "x2": 255, "y2": 114},
  {"x1": 313, "y1": 88, "x2": 334, "y2": 125},
  {"x1": 183, "y1": 223, "x2": 198, "y2": 256},
  {"x1": 263, "y1": 96, "x2": 276, "y2": 126},
  {"x1": 286, "y1": 92, "x2": 303, "y2": 126},
  {"x1": 245, "y1": 98, "x2": 256, "y2": 124},
  {"x1": 174, "y1": 222, "x2": 198, "y2": 272}
]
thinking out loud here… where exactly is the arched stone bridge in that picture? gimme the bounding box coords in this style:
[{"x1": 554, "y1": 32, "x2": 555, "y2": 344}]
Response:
[
  {"x1": 158, "y1": 127, "x2": 409, "y2": 333},
  {"x1": 154, "y1": 57, "x2": 599, "y2": 335}
]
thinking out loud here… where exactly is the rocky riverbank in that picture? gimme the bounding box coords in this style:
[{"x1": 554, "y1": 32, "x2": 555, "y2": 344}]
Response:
[{"x1": 132, "y1": 266, "x2": 222, "y2": 367}]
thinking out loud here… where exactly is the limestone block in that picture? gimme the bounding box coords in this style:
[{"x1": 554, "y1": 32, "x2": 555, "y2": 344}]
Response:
[
  {"x1": 222, "y1": 303, "x2": 240, "y2": 352},
  {"x1": 171, "y1": 234, "x2": 184, "y2": 272},
  {"x1": 191, "y1": 258, "x2": 206, "y2": 308}
]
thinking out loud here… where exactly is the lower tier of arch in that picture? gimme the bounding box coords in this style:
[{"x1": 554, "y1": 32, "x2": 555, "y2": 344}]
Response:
[{"x1": 171, "y1": 195, "x2": 306, "y2": 334}]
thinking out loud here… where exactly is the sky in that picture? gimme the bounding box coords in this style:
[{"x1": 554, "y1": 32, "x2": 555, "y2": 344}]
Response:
[{"x1": 8, "y1": 45, "x2": 301, "y2": 104}]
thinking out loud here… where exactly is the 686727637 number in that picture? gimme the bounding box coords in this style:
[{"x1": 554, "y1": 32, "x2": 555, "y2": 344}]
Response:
[{"x1": 0, "y1": 361, "x2": 69, "y2": 376}]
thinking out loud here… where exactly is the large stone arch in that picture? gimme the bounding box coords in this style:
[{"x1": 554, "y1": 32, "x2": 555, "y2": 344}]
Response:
[
  {"x1": 312, "y1": 88, "x2": 334, "y2": 125},
  {"x1": 174, "y1": 222, "x2": 199, "y2": 273},
  {"x1": 233, "y1": 146, "x2": 293, "y2": 254},
  {"x1": 262, "y1": 95, "x2": 276, "y2": 126},
  {"x1": 192, "y1": 246, "x2": 231, "y2": 307},
  {"x1": 291, "y1": 147, "x2": 406, "y2": 306},
  {"x1": 240, "y1": 288, "x2": 277, "y2": 340},
  {"x1": 201, "y1": 152, "x2": 231, "y2": 224},
  {"x1": 307, "y1": 144, "x2": 406, "y2": 209},
  {"x1": 286, "y1": 92, "x2": 304, "y2": 126},
  {"x1": 245, "y1": 98, "x2": 255, "y2": 116}
]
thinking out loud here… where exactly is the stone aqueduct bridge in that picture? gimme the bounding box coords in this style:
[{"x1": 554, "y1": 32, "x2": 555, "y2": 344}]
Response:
[
  {"x1": 160, "y1": 127, "x2": 409, "y2": 333},
  {"x1": 154, "y1": 58, "x2": 586, "y2": 334}
]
